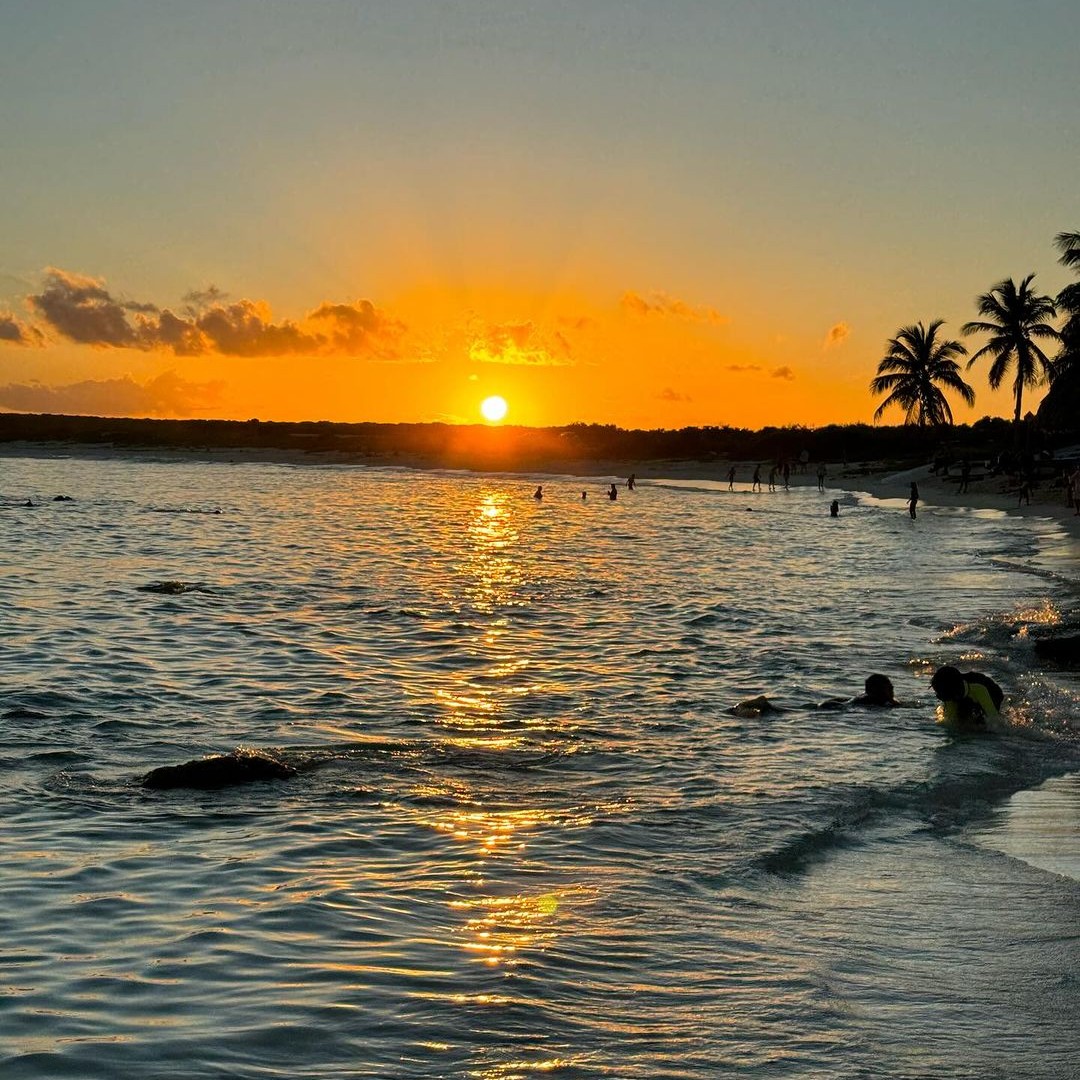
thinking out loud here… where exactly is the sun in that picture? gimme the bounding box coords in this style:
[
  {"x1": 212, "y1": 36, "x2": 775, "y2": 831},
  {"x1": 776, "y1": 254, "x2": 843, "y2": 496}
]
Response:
[{"x1": 480, "y1": 395, "x2": 509, "y2": 423}]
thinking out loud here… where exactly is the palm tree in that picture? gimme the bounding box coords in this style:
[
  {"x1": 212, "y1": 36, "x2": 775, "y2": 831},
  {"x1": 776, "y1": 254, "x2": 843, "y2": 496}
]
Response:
[
  {"x1": 870, "y1": 319, "x2": 975, "y2": 426},
  {"x1": 1053, "y1": 231, "x2": 1080, "y2": 374},
  {"x1": 961, "y1": 275, "x2": 1059, "y2": 425}
]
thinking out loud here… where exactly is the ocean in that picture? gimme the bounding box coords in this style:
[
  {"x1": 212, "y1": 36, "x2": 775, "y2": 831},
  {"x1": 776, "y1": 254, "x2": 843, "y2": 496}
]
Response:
[{"x1": 1, "y1": 450, "x2": 1077, "y2": 1079}]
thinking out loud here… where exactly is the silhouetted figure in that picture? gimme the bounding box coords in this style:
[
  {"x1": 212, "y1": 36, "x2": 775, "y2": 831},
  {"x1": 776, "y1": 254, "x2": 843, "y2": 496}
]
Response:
[
  {"x1": 727, "y1": 466, "x2": 736, "y2": 490},
  {"x1": 752, "y1": 465, "x2": 763, "y2": 492},
  {"x1": 818, "y1": 673, "x2": 897, "y2": 710},
  {"x1": 958, "y1": 459, "x2": 971, "y2": 494},
  {"x1": 533, "y1": 486, "x2": 543, "y2": 500},
  {"x1": 853, "y1": 674, "x2": 897, "y2": 707},
  {"x1": 768, "y1": 467, "x2": 777, "y2": 492},
  {"x1": 627, "y1": 473, "x2": 636, "y2": 490},
  {"x1": 908, "y1": 482, "x2": 919, "y2": 519},
  {"x1": 782, "y1": 462, "x2": 790, "y2": 490},
  {"x1": 931, "y1": 665, "x2": 1004, "y2": 730},
  {"x1": 1017, "y1": 478, "x2": 1031, "y2": 506},
  {"x1": 830, "y1": 500, "x2": 839, "y2": 517},
  {"x1": 581, "y1": 490, "x2": 587, "y2": 501},
  {"x1": 816, "y1": 465, "x2": 826, "y2": 492},
  {"x1": 608, "y1": 483, "x2": 618, "y2": 501}
]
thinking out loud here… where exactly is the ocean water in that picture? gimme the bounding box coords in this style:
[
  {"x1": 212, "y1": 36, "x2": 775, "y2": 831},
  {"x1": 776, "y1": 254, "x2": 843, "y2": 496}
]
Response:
[{"x1": 1, "y1": 451, "x2": 1077, "y2": 1080}]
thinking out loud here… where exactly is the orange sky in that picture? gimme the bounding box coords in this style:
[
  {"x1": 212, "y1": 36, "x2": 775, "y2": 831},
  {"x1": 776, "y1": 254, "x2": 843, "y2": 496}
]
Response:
[{"x1": 1, "y1": 5, "x2": 1075, "y2": 431}]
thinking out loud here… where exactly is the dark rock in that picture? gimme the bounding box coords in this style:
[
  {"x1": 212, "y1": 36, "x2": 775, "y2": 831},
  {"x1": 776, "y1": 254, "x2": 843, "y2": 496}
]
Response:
[
  {"x1": 142, "y1": 749, "x2": 297, "y2": 790},
  {"x1": 1033, "y1": 635, "x2": 1080, "y2": 665}
]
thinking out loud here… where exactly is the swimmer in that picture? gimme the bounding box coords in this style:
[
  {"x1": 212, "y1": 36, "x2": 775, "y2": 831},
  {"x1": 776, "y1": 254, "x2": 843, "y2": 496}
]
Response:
[
  {"x1": 608, "y1": 483, "x2": 618, "y2": 501},
  {"x1": 534, "y1": 485, "x2": 543, "y2": 500},
  {"x1": 930, "y1": 665, "x2": 1003, "y2": 730},
  {"x1": 852, "y1": 673, "x2": 896, "y2": 707}
]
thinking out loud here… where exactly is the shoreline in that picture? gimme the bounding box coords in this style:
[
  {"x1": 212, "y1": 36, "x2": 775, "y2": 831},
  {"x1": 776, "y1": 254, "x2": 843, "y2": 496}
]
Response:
[{"x1": 3, "y1": 438, "x2": 1079, "y2": 543}]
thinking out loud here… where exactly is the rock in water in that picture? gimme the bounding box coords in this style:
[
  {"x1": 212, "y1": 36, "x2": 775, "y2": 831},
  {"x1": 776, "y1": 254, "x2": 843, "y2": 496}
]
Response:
[
  {"x1": 1033, "y1": 635, "x2": 1080, "y2": 665},
  {"x1": 142, "y1": 749, "x2": 297, "y2": 789}
]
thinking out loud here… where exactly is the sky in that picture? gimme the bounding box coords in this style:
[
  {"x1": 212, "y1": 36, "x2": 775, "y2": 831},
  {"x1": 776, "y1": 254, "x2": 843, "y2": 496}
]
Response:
[{"x1": 1, "y1": 0, "x2": 1077, "y2": 430}]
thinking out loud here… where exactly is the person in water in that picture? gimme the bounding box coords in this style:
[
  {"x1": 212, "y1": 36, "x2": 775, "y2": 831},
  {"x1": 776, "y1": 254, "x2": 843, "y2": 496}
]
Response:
[
  {"x1": 752, "y1": 465, "x2": 762, "y2": 492},
  {"x1": 608, "y1": 483, "x2": 618, "y2": 501},
  {"x1": 533, "y1": 485, "x2": 543, "y2": 500},
  {"x1": 627, "y1": 473, "x2": 636, "y2": 490},
  {"x1": 829, "y1": 499, "x2": 839, "y2": 517},
  {"x1": 727, "y1": 466, "x2": 736, "y2": 490},
  {"x1": 930, "y1": 665, "x2": 1003, "y2": 729},
  {"x1": 853, "y1": 673, "x2": 896, "y2": 707},
  {"x1": 818, "y1": 673, "x2": 897, "y2": 710},
  {"x1": 908, "y1": 481, "x2": 919, "y2": 519}
]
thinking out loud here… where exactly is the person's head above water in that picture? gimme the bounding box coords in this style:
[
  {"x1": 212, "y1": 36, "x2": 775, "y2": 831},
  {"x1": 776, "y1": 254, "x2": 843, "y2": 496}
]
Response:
[
  {"x1": 862, "y1": 673, "x2": 895, "y2": 704},
  {"x1": 930, "y1": 665, "x2": 965, "y2": 701}
]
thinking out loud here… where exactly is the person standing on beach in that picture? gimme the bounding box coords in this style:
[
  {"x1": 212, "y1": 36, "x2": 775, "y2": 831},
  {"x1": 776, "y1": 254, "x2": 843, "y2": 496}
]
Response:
[
  {"x1": 627, "y1": 473, "x2": 636, "y2": 490},
  {"x1": 768, "y1": 466, "x2": 777, "y2": 492},
  {"x1": 908, "y1": 482, "x2": 919, "y2": 519},
  {"x1": 727, "y1": 466, "x2": 736, "y2": 491},
  {"x1": 782, "y1": 462, "x2": 790, "y2": 490},
  {"x1": 959, "y1": 459, "x2": 971, "y2": 494},
  {"x1": 816, "y1": 464, "x2": 827, "y2": 492},
  {"x1": 752, "y1": 465, "x2": 762, "y2": 492}
]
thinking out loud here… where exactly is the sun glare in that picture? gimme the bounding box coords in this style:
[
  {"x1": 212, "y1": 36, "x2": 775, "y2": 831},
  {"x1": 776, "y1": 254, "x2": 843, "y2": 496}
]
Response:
[{"x1": 480, "y1": 396, "x2": 509, "y2": 423}]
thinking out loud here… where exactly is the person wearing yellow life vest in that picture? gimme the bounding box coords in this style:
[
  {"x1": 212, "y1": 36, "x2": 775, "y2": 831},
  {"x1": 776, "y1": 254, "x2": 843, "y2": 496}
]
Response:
[{"x1": 930, "y1": 665, "x2": 1004, "y2": 729}]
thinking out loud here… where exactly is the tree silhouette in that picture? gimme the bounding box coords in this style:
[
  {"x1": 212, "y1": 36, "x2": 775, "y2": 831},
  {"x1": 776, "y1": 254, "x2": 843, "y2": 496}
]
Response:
[
  {"x1": 1054, "y1": 231, "x2": 1080, "y2": 376},
  {"x1": 870, "y1": 320, "x2": 974, "y2": 426},
  {"x1": 962, "y1": 275, "x2": 1059, "y2": 425}
]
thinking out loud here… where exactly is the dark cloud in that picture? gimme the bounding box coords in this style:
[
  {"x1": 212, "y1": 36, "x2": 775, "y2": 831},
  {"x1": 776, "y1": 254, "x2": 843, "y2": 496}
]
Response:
[
  {"x1": 309, "y1": 299, "x2": 405, "y2": 356},
  {"x1": 0, "y1": 313, "x2": 43, "y2": 346},
  {"x1": 771, "y1": 366, "x2": 795, "y2": 380},
  {"x1": 724, "y1": 363, "x2": 763, "y2": 373},
  {"x1": 0, "y1": 370, "x2": 225, "y2": 417},
  {"x1": 29, "y1": 268, "x2": 154, "y2": 347},
  {"x1": 23, "y1": 267, "x2": 403, "y2": 359}
]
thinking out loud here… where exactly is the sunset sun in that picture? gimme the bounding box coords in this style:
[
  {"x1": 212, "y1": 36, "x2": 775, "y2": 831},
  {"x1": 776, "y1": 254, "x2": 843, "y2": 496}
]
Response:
[{"x1": 480, "y1": 395, "x2": 508, "y2": 423}]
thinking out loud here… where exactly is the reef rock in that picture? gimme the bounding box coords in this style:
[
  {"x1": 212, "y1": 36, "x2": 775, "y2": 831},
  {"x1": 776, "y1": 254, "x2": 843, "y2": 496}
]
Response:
[{"x1": 142, "y1": 749, "x2": 297, "y2": 790}]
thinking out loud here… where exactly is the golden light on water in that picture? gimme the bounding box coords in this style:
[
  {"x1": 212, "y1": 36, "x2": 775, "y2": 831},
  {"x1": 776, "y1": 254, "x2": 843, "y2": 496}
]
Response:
[{"x1": 480, "y1": 395, "x2": 509, "y2": 423}]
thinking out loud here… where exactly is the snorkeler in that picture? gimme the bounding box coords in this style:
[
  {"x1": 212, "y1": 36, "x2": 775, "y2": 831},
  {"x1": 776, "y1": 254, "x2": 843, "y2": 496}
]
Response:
[{"x1": 930, "y1": 665, "x2": 1003, "y2": 730}]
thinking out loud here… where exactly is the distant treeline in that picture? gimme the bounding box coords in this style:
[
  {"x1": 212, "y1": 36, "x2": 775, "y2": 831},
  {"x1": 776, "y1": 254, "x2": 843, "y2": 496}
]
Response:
[{"x1": 0, "y1": 412, "x2": 1073, "y2": 468}]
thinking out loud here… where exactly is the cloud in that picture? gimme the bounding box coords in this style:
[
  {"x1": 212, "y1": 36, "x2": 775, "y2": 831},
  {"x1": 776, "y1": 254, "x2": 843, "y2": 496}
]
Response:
[
  {"x1": 468, "y1": 321, "x2": 573, "y2": 366},
  {"x1": 0, "y1": 370, "x2": 225, "y2": 417},
  {"x1": 824, "y1": 321, "x2": 850, "y2": 348},
  {"x1": 24, "y1": 267, "x2": 403, "y2": 359},
  {"x1": 0, "y1": 313, "x2": 43, "y2": 346},
  {"x1": 657, "y1": 386, "x2": 692, "y2": 402},
  {"x1": 771, "y1": 366, "x2": 795, "y2": 380},
  {"x1": 621, "y1": 290, "x2": 728, "y2": 326},
  {"x1": 29, "y1": 268, "x2": 152, "y2": 347},
  {"x1": 724, "y1": 363, "x2": 764, "y2": 373}
]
